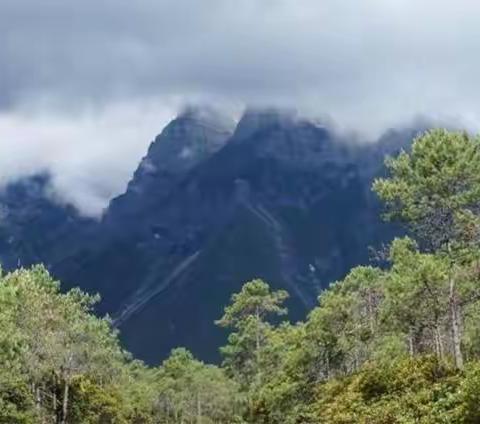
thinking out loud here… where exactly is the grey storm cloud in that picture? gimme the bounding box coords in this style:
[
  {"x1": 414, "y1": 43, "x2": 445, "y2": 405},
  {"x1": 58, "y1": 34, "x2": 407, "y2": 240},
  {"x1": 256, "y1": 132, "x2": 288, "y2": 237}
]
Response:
[{"x1": 1, "y1": 0, "x2": 480, "y2": 215}]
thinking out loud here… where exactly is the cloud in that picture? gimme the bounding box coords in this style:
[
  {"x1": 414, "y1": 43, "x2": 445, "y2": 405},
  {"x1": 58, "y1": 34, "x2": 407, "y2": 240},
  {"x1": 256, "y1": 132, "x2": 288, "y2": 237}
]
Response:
[
  {"x1": 0, "y1": 101, "x2": 174, "y2": 216},
  {"x1": 1, "y1": 0, "x2": 480, "y2": 214}
]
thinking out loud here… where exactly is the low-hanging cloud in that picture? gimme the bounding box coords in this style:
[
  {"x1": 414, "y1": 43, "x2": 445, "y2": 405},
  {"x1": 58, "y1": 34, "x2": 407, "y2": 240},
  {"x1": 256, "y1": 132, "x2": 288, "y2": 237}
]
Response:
[
  {"x1": 1, "y1": 0, "x2": 480, "y2": 215},
  {"x1": 0, "y1": 102, "x2": 174, "y2": 216}
]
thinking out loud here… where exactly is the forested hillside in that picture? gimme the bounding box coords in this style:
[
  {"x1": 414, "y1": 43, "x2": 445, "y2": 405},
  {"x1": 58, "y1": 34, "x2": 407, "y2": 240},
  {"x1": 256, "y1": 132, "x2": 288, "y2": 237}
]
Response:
[{"x1": 2, "y1": 129, "x2": 480, "y2": 423}]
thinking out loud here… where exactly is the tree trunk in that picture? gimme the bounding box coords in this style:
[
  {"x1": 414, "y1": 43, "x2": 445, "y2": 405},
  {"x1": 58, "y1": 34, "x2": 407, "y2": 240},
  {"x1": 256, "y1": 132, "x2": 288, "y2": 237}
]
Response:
[
  {"x1": 325, "y1": 354, "x2": 330, "y2": 380},
  {"x1": 434, "y1": 325, "x2": 444, "y2": 361},
  {"x1": 449, "y1": 276, "x2": 464, "y2": 370},
  {"x1": 255, "y1": 306, "x2": 262, "y2": 386},
  {"x1": 60, "y1": 380, "x2": 69, "y2": 424},
  {"x1": 368, "y1": 290, "x2": 376, "y2": 335},
  {"x1": 53, "y1": 390, "x2": 58, "y2": 424},
  {"x1": 408, "y1": 332, "x2": 415, "y2": 357},
  {"x1": 434, "y1": 330, "x2": 440, "y2": 359},
  {"x1": 197, "y1": 393, "x2": 202, "y2": 424},
  {"x1": 35, "y1": 384, "x2": 41, "y2": 411},
  {"x1": 34, "y1": 384, "x2": 44, "y2": 423}
]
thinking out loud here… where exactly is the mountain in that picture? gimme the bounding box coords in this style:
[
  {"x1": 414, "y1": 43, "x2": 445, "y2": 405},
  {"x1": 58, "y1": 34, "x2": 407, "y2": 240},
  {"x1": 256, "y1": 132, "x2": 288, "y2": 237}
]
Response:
[
  {"x1": 0, "y1": 107, "x2": 419, "y2": 363},
  {"x1": 52, "y1": 107, "x2": 235, "y2": 315},
  {"x1": 0, "y1": 174, "x2": 95, "y2": 270},
  {"x1": 106, "y1": 106, "x2": 235, "y2": 224}
]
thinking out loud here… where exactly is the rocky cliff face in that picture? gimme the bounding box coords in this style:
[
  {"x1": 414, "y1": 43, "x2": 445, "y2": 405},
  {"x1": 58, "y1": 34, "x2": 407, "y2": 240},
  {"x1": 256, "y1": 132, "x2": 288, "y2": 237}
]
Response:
[
  {"x1": 0, "y1": 108, "x2": 419, "y2": 363},
  {"x1": 106, "y1": 106, "x2": 234, "y2": 224}
]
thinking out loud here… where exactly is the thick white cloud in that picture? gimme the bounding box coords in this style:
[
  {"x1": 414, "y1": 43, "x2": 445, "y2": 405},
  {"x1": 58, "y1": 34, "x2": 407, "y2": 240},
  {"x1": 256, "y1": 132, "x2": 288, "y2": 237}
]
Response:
[
  {"x1": 1, "y1": 0, "x2": 480, "y2": 214},
  {"x1": 0, "y1": 102, "x2": 175, "y2": 216}
]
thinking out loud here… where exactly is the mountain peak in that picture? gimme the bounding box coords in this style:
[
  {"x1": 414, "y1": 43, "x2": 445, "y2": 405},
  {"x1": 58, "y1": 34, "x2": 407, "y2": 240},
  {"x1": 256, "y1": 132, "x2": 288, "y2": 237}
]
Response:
[
  {"x1": 141, "y1": 107, "x2": 233, "y2": 175},
  {"x1": 233, "y1": 107, "x2": 299, "y2": 140},
  {"x1": 106, "y1": 108, "x2": 234, "y2": 219},
  {"x1": 177, "y1": 105, "x2": 236, "y2": 133}
]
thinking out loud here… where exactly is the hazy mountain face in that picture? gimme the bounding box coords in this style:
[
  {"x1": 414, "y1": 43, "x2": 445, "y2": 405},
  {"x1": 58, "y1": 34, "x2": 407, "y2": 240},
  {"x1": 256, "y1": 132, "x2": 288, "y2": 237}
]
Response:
[
  {"x1": 0, "y1": 174, "x2": 96, "y2": 270},
  {"x1": 0, "y1": 108, "x2": 415, "y2": 363}
]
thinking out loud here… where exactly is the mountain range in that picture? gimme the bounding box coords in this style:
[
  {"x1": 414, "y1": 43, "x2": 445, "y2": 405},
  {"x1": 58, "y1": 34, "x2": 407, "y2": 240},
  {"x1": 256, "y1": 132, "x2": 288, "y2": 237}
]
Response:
[{"x1": 0, "y1": 107, "x2": 418, "y2": 363}]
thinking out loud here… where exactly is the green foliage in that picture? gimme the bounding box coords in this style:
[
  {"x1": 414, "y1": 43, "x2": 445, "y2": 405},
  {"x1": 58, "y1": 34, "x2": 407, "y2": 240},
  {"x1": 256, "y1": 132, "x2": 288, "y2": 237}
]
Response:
[
  {"x1": 155, "y1": 348, "x2": 242, "y2": 423},
  {"x1": 216, "y1": 279, "x2": 288, "y2": 387},
  {"x1": 68, "y1": 377, "x2": 128, "y2": 424},
  {"x1": 3, "y1": 129, "x2": 480, "y2": 422},
  {"x1": 0, "y1": 368, "x2": 35, "y2": 424},
  {"x1": 216, "y1": 279, "x2": 288, "y2": 329},
  {"x1": 312, "y1": 356, "x2": 462, "y2": 424},
  {"x1": 0, "y1": 266, "x2": 131, "y2": 423},
  {"x1": 374, "y1": 129, "x2": 480, "y2": 370},
  {"x1": 0, "y1": 265, "x2": 243, "y2": 423},
  {"x1": 242, "y1": 129, "x2": 480, "y2": 422},
  {"x1": 373, "y1": 129, "x2": 480, "y2": 251}
]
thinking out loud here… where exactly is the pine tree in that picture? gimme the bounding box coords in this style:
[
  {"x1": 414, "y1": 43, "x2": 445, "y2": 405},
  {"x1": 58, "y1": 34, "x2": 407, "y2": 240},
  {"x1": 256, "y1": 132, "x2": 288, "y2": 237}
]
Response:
[{"x1": 373, "y1": 129, "x2": 480, "y2": 368}]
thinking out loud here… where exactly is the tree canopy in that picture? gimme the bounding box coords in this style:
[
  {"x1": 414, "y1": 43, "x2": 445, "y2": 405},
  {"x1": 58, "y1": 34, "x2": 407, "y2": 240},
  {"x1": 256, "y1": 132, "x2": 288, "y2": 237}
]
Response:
[{"x1": 3, "y1": 129, "x2": 480, "y2": 423}]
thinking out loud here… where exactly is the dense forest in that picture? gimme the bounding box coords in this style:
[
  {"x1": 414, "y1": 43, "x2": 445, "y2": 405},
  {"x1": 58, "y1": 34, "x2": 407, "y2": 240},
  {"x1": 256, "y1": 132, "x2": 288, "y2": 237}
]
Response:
[{"x1": 2, "y1": 129, "x2": 480, "y2": 423}]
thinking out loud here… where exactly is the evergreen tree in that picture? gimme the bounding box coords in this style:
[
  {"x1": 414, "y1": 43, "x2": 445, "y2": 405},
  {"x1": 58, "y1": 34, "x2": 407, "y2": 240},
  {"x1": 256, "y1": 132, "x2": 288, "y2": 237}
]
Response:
[
  {"x1": 374, "y1": 129, "x2": 480, "y2": 369},
  {"x1": 216, "y1": 279, "x2": 288, "y2": 386}
]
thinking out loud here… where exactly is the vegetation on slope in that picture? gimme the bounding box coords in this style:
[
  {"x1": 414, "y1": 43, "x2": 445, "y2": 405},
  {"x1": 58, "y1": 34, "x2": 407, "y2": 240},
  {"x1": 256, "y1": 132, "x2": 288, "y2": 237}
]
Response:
[{"x1": 1, "y1": 129, "x2": 480, "y2": 423}]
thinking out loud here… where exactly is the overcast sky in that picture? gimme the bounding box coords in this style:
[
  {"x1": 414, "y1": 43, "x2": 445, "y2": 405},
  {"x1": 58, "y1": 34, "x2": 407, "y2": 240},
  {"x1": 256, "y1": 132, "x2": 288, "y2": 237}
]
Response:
[{"x1": 2, "y1": 0, "x2": 480, "y2": 215}]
